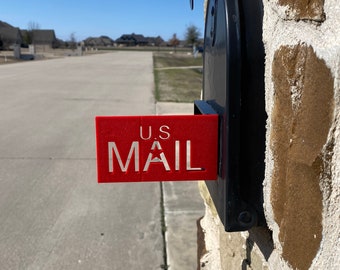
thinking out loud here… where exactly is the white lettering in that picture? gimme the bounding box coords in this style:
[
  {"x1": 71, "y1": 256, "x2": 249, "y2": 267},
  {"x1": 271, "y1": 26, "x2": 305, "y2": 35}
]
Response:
[
  {"x1": 108, "y1": 139, "x2": 203, "y2": 174},
  {"x1": 108, "y1": 141, "x2": 139, "y2": 172},
  {"x1": 186, "y1": 140, "x2": 203, "y2": 171},
  {"x1": 175, "y1": 140, "x2": 180, "y2": 170},
  {"x1": 140, "y1": 126, "x2": 152, "y2": 140},
  {"x1": 143, "y1": 141, "x2": 171, "y2": 171},
  {"x1": 159, "y1": 125, "x2": 171, "y2": 140}
]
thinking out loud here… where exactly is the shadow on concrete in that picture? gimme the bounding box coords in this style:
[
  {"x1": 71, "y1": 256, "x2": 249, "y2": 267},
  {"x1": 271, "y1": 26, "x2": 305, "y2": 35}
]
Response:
[{"x1": 242, "y1": 227, "x2": 274, "y2": 269}]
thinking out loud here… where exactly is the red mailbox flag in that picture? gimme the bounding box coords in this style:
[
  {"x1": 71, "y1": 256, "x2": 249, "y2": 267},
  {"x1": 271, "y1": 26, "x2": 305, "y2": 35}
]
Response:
[{"x1": 95, "y1": 115, "x2": 218, "y2": 183}]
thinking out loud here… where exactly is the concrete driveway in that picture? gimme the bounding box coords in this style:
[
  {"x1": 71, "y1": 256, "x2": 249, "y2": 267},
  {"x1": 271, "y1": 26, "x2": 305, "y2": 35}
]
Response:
[{"x1": 0, "y1": 52, "x2": 163, "y2": 269}]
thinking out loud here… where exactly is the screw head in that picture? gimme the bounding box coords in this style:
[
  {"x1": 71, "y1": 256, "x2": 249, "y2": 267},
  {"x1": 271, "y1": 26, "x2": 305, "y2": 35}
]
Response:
[{"x1": 238, "y1": 211, "x2": 253, "y2": 226}]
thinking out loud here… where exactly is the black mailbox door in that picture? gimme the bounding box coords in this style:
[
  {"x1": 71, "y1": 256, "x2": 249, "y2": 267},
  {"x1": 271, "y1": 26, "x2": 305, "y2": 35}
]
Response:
[{"x1": 203, "y1": 0, "x2": 266, "y2": 231}]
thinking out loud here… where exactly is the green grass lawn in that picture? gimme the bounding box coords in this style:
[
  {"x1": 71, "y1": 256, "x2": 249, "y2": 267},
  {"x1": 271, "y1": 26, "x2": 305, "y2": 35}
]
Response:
[{"x1": 153, "y1": 52, "x2": 203, "y2": 103}]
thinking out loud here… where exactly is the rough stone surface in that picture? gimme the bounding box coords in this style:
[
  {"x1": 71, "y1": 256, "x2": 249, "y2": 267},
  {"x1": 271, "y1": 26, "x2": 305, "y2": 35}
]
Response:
[
  {"x1": 199, "y1": 0, "x2": 340, "y2": 269},
  {"x1": 271, "y1": 44, "x2": 334, "y2": 270},
  {"x1": 197, "y1": 182, "x2": 271, "y2": 270},
  {"x1": 277, "y1": 0, "x2": 325, "y2": 22},
  {"x1": 263, "y1": 0, "x2": 340, "y2": 269}
]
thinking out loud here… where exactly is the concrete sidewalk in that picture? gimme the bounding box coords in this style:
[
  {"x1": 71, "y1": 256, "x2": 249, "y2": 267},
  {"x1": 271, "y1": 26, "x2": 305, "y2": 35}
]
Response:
[{"x1": 156, "y1": 102, "x2": 205, "y2": 270}]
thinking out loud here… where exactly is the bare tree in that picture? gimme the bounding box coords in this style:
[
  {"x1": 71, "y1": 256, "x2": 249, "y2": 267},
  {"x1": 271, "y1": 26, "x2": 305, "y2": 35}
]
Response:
[
  {"x1": 28, "y1": 21, "x2": 40, "y2": 31},
  {"x1": 68, "y1": 32, "x2": 77, "y2": 50},
  {"x1": 24, "y1": 21, "x2": 41, "y2": 45}
]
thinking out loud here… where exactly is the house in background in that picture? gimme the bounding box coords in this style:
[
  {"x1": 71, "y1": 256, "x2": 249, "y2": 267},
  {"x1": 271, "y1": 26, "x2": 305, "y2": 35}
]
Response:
[
  {"x1": 115, "y1": 33, "x2": 148, "y2": 47},
  {"x1": 21, "y1": 29, "x2": 58, "y2": 51},
  {"x1": 0, "y1": 21, "x2": 22, "y2": 50},
  {"x1": 145, "y1": 36, "x2": 165, "y2": 46},
  {"x1": 83, "y1": 36, "x2": 114, "y2": 47},
  {"x1": 31, "y1": 30, "x2": 57, "y2": 51}
]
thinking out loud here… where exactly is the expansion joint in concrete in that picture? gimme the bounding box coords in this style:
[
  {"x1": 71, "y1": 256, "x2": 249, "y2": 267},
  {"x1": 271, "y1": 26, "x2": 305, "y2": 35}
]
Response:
[{"x1": 160, "y1": 182, "x2": 169, "y2": 270}]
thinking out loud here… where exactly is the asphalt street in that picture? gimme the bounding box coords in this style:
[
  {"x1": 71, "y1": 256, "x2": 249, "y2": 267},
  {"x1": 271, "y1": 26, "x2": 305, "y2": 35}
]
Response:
[{"x1": 0, "y1": 52, "x2": 163, "y2": 269}]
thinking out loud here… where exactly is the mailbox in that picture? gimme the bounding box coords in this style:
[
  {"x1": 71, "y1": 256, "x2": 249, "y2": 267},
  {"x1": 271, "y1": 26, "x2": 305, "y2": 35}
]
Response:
[
  {"x1": 96, "y1": 115, "x2": 218, "y2": 183},
  {"x1": 95, "y1": 0, "x2": 266, "y2": 232},
  {"x1": 195, "y1": 0, "x2": 267, "y2": 231}
]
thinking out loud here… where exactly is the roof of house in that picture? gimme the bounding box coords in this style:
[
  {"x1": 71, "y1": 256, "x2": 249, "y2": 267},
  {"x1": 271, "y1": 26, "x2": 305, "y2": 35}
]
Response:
[
  {"x1": 0, "y1": 20, "x2": 13, "y2": 29},
  {"x1": 115, "y1": 33, "x2": 148, "y2": 44},
  {"x1": 31, "y1": 30, "x2": 56, "y2": 44},
  {"x1": 84, "y1": 36, "x2": 114, "y2": 46},
  {"x1": 145, "y1": 36, "x2": 164, "y2": 45},
  {"x1": 0, "y1": 20, "x2": 22, "y2": 43}
]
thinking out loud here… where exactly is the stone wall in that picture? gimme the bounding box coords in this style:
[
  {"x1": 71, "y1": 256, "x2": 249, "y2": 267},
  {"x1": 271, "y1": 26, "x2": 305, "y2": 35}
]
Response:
[{"x1": 198, "y1": 0, "x2": 339, "y2": 269}]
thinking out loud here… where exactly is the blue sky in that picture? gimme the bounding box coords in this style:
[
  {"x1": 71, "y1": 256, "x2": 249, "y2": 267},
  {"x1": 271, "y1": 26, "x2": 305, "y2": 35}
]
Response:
[{"x1": 1, "y1": 0, "x2": 205, "y2": 41}]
